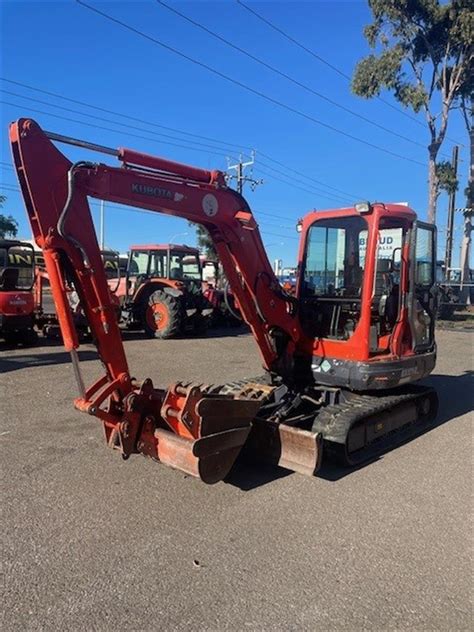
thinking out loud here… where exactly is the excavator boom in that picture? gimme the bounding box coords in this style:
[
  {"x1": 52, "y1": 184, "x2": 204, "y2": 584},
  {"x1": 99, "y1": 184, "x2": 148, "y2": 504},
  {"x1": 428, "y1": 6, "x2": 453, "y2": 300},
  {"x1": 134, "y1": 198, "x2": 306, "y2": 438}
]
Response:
[
  {"x1": 11, "y1": 118, "x2": 438, "y2": 482},
  {"x1": 10, "y1": 118, "x2": 320, "y2": 482}
]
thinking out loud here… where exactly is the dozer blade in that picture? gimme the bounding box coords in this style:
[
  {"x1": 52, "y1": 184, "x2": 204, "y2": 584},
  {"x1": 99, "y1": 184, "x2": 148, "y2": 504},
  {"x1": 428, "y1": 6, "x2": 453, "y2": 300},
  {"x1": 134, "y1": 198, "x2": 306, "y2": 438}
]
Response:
[
  {"x1": 209, "y1": 379, "x2": 323, "y2": 477},
  {"x1": 244, "y1": 419, "x2": 322, "y2": 477},
  {"x1": 312, "y1": 384, "x2": 439, "y2": 467}
]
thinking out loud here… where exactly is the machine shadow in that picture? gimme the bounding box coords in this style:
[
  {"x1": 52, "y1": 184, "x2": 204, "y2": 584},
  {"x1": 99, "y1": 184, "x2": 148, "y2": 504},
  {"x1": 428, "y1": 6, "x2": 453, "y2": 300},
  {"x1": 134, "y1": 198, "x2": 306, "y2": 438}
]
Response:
[
  {"x1": 0, "y1": 344, "x2": 98, "y2": 373},
  {"x1": 227, "y1": 371, "x2": 473, "y2": 490},
  {"x1": 225, "y1": 458, "x2": 293, "y2": 491},
  {"x1": 119, "y1": 324, "x2": 250, "y2": 342}
]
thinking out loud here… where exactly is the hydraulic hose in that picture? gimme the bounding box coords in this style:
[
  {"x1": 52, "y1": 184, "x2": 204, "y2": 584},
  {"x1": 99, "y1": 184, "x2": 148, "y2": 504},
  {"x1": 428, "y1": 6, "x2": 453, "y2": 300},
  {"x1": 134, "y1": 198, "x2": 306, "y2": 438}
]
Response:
[
  {"x1": 223, "y1": 279, "x2": 243, "y2": 322},
  {"x1": 57, "y1": 161, "x2": 96, "y2": 266}
]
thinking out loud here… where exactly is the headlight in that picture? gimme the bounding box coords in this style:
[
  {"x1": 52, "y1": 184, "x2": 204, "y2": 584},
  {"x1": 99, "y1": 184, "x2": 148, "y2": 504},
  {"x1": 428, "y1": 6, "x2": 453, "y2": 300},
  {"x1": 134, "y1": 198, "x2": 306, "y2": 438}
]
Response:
[{"x1": 355, "y1": 201, "x2": 372, "y2": 214}]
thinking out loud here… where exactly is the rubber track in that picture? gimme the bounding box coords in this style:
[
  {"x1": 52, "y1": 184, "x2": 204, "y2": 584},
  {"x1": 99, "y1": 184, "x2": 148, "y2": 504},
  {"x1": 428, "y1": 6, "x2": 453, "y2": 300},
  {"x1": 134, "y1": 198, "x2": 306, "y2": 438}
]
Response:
[{"x1": 312, "y1": 384, "x2": 438, "y2": 466}]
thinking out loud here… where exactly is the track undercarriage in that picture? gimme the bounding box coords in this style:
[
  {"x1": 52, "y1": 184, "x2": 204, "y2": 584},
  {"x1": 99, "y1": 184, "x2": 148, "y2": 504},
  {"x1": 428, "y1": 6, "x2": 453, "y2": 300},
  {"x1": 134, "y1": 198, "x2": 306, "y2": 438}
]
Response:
[{"x1": 212, "y1": 377, "x2": 439, "y2": 472}]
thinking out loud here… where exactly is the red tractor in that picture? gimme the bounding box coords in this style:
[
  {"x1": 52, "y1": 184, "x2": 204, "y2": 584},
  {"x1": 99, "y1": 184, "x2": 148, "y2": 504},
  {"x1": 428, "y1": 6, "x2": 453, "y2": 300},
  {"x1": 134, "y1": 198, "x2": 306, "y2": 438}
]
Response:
[
  {"x1": 201, "y1": 257, "x2": 242, "y2": 326},
  {"x1": 106, "y1": 244, "x2": 212, "y2": 339},
  {"x1": 0, "y1": 239, "x2": 38, "y2": 346}
]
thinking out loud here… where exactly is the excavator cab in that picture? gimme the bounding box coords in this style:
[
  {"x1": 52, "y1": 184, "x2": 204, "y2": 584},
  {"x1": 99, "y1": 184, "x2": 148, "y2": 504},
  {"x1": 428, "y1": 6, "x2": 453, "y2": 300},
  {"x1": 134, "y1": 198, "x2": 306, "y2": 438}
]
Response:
[{"x1": 297, "y1": 203, "x2": 437, "y2": 390}]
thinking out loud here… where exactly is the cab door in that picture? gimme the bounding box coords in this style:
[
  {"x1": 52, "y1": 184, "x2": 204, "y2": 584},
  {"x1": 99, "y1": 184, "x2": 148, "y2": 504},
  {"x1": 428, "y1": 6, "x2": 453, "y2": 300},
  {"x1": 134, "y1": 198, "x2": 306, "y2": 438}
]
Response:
[{"x1": 411, "y1": 221, "x2": 436, "y2": 350}]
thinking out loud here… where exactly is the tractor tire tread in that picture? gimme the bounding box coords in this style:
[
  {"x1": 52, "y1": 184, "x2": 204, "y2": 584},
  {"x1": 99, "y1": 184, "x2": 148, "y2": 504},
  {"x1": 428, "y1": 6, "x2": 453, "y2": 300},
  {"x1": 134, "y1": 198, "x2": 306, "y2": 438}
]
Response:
[{"x1": 142, "y1": 289, "x2": 183, "y2": 339}]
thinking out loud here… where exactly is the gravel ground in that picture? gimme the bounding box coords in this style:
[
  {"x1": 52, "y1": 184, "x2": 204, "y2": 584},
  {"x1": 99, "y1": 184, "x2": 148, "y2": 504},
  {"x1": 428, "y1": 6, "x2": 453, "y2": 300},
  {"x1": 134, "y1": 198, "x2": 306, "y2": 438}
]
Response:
[{"x1": 1, "y1": 327, "x2": 473, "y2": 631}]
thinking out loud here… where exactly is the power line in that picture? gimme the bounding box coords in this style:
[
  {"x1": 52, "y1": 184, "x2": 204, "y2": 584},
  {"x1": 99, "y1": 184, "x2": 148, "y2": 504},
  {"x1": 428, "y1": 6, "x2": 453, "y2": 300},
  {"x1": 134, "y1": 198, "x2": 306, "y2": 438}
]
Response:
[
  {"x1": 236, "y1": 0, "x2": 464, "y2": 147},
  {"x1": 1, "y1": 173, "x2": 335, "y2": 236},
  {"x1": 260, "y1": 229, "x2": 299, "y2": 241},
  {"x1": 2, "y1": 100, "x2": 364, "y2": 204},
  {"x1": 0, "y1": 184, "x2": 21, "y2": 193},
  {"x1": 0, "y1": 89, "x2": 248, "y2": 158},
  {"x1": 255, "y1": 209, "x2": 299, "y2": 223},
  {"x1": 1, "y1": 81, "x2": 363, "y2": 200},
  {"x1": 0, "y1": 179, "x2": 299, "y2": 228},
  {"x1": 0, "y1": 100, "x2": 237, "y2": 161},
  {"x1": 157, "y1": 0, "x2": 429, "y2": 151},
  {"x1": 2, "y1": 142, "x2": 349, "y2": 209},
  {"x1": 257, "y1": 152, "x2": 363, "y2": 199},
  {"x1": 0, "y1": 78, "x2": 252, "y2": 155},
  {"x1": 75, "y1": 0, "x2": 426, "y2": 167},
  {"x1": 257, "y1": 159, "x2": 351, "y2": 203},
  {"x1": 253, "y1": 166, "x2": 349, "y2": 204}
]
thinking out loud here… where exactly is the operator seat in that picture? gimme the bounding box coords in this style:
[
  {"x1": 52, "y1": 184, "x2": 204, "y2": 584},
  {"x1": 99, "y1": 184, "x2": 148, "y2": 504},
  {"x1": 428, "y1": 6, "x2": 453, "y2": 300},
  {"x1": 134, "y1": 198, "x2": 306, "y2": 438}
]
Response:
[
  {"x1": 169, "y1": 267, "x2": 181, "y2": 280},
  {"x1": 0, "y1": 267, "x2": 19, "y2": 291},
  {"x1": 373, "y1": 259, "x2": 399, "y2": 326}
]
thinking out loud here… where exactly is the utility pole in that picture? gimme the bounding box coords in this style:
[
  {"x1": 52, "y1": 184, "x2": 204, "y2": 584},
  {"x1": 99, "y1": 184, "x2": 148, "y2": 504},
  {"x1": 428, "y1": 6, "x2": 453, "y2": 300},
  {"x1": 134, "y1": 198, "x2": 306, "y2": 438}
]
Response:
[
  {"x1": 444, "y1": 145, "x2": 459, "y2": 274},
  {"x1": 227, "y1": 151, "x2": 263, "y2": 194}
]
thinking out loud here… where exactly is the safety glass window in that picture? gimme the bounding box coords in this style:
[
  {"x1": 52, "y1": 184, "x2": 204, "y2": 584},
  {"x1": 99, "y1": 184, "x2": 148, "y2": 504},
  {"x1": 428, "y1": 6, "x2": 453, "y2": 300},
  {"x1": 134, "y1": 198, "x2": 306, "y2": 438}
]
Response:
[
  {"x1": 170, "y1": 252, "x2": 201, "y2": 280},
  {"x1": 0, "y1": 247, "x2": 35, "y2": 290},
  {"x1": 149, "y1": 252, "x2": 168, "y2": 278},
  {"x1": 303, "y1": 216, "x2": 367, "y2": 297},
  {"x1": 129, "y1": 251, "x2": 149, "y2": 275},
  {"x1": 416, "y1": 227, "x2": 434, "y2": 286}
]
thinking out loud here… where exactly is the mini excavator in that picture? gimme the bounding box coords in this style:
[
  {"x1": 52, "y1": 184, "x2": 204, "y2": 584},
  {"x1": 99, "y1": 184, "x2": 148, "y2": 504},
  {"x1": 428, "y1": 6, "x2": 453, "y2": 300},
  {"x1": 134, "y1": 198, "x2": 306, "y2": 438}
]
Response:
[{"x1": 10, "y1": 119, "x2": 438, "y2": 483}]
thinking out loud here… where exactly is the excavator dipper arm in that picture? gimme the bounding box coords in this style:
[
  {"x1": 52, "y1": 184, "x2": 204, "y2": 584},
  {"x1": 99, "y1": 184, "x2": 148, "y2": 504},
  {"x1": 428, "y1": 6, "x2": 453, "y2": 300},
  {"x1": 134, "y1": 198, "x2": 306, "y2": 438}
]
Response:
[{"x1": 10, "y1": 118, "x2": 319, "y2": 483}]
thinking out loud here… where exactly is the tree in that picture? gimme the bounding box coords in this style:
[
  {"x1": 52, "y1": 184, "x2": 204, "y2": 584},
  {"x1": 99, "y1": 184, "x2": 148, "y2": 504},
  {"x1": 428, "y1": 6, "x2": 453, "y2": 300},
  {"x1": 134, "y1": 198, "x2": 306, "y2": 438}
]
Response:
[
  {"x1": 459, "y1": 120, "x2": 473, "y2": 303},
  {"x1": 436, "y1": 159, "x2": 459, "y2": 196},
  {"x1": 352, "y1": 0, "x2": 473, "y2": 223},
  {"x1": 0, "y1": 195, "x2": 19, "y2": 239},
  {"x1": 189, "y1": 222, "x2": 217, "y2": 259}
]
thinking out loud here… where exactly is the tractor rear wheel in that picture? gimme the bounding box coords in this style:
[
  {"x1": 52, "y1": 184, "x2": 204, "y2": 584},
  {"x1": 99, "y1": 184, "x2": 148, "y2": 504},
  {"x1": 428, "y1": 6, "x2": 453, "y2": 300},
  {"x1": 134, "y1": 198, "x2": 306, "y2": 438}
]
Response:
[{"x1": 142, "y1": 290, "x2": 182, "y2": 339}]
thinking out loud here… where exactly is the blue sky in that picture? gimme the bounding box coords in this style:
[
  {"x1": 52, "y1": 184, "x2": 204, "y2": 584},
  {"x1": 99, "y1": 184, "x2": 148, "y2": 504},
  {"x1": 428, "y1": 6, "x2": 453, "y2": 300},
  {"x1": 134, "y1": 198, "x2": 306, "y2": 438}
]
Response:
[{"x1": 0, "y1": 0, "x2": 470, "y2": 266}]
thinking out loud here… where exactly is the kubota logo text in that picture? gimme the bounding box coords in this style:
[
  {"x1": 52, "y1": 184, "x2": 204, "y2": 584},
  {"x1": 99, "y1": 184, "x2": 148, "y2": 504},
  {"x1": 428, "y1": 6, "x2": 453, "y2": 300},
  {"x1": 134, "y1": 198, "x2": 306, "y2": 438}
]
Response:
[
  {"x1": 132, "y1": 183, "x2": 173, "y2": 199},
  {"x1": 9, "y1": 296, "x2": 27, "y2": 306}
]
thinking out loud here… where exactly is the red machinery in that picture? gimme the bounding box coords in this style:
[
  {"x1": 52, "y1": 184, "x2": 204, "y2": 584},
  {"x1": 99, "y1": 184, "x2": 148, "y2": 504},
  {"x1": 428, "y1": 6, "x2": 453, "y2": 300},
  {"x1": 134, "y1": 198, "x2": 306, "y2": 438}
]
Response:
[
  {"x1": 0, "y1": 239, "x2": 38, "y2": 346},
  {"x1": 34, "y1": 259, "x2": 90, "y2": 340},
  {"x1": 106, "y1": 243, "x2": 212, "y2": 338},
  {"x1": 201, "y1": 257, "x2": 242, "y2": 326},
  {"x1": 10, "y1": 119, "x2": 438, "y2": 483}
]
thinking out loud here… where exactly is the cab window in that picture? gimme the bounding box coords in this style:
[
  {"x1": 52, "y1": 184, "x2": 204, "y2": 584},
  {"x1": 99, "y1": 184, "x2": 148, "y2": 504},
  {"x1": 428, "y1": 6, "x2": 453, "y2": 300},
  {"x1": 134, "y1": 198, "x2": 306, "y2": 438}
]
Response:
[
  {"x1": 303, "y1": 215, "x2": 368, "y2": 297},
  {"x1": 129, "y1": 250, "x2": 149, "y2": 275},
  {"x1": 149, "y1": 251, "x2": 168, "y2": 278},
  {"x1": 0, "y1": 247, "x2": 35, "y2": 290},
  {"x1": 169, "y1": 252, "x2": 200, "y2": 280}
]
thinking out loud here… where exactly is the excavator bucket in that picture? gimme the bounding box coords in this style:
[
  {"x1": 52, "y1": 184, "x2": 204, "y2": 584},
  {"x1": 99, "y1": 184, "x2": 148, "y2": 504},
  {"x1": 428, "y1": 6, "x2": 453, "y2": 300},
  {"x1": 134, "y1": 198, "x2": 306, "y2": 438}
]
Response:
[
  {"x1": 83, "y1": 377, "x2": 321, "y2": 484},
  {"x1": 95, "y1": 380, "x2": 261, "y2": 485},
  {"x1": 155, "y1": 391, "x2": 262, "y2": 484}
]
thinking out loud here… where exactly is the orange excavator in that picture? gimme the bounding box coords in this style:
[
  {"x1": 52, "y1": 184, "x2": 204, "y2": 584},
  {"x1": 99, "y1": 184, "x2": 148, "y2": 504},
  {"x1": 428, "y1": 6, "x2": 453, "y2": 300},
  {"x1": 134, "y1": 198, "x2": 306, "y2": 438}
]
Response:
[{"x1": 10, "y1": 118, "x2": 438, "y2": 483}]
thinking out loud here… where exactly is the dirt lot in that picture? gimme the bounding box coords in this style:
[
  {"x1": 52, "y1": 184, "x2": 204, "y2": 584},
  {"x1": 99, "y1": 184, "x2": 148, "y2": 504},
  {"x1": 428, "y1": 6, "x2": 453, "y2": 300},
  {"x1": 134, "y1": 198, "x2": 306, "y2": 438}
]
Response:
[{"x1": 1, "y1": 327, "x2": 473, "y2": 631}]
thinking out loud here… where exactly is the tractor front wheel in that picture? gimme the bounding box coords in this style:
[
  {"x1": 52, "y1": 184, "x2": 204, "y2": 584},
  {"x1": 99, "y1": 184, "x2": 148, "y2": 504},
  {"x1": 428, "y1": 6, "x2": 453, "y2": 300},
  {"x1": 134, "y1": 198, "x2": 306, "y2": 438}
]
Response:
[{"x1": 142, "y1": 290, "x2": 182, "y2": 339}]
